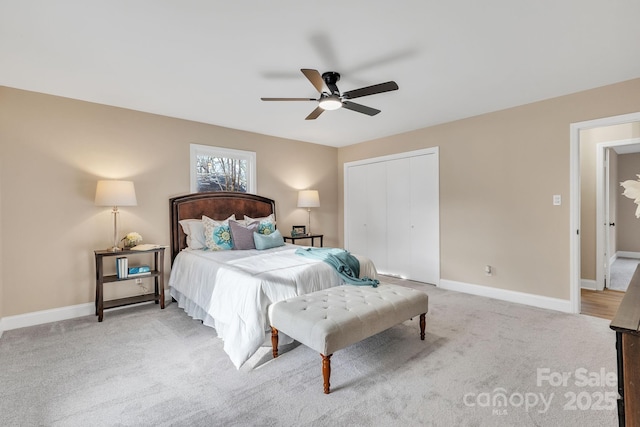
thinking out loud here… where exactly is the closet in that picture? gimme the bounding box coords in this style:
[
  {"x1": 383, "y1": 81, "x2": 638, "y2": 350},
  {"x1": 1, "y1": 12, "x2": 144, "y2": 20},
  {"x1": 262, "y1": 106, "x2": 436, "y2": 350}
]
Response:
[{"x1": 344, "y1": 148, "x2": 440, "y2": 285}]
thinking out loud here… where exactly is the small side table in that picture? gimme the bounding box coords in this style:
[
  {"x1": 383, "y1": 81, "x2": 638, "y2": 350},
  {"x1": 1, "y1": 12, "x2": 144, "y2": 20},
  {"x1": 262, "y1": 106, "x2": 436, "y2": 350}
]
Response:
[
  {"x1": 283, "y1": 234, "x2": 324, "y2": 247},
  {"x1": 94, "y1": 247, "x2": 165, "y2": 322}
]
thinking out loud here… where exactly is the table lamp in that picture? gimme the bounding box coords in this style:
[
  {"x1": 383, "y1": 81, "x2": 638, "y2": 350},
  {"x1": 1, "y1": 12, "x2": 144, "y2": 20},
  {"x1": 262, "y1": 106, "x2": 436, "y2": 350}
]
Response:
[
  {"x1": 297, "y1": 190, "x2": 320, "y2": 235},
  {"x1": 95, "y1": 180, "x2": 137, "y2": 251}
]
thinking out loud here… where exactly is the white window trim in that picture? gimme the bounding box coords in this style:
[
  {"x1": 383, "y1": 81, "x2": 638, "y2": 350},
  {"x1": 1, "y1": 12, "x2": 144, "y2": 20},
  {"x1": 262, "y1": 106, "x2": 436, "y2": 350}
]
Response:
[{"x1": 189, "y1": 143, "x2": 257, "y2": 193}]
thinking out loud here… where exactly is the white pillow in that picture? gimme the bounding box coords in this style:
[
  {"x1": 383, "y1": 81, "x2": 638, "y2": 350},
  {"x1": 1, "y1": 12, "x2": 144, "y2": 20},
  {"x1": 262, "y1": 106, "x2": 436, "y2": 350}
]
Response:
[
  {"x1": 202, "y1": 215, "x2": 236, "y2": 251},
  {"x1": 178, "y1": 219, "x2": 206, "y2": 250}
]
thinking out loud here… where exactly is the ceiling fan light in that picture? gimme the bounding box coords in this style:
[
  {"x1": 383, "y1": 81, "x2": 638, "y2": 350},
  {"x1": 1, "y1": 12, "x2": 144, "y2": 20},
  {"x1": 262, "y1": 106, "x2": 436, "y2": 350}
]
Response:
[{"x1": 319, "y1": 96, "x2": 342, "y2": 111}]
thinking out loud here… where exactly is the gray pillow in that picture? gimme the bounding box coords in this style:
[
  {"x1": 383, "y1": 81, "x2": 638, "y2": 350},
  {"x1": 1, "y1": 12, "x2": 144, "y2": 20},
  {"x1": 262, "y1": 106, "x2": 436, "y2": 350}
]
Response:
[{"x1": 229, "y1": 220, "x2": 259, "y2": 250}]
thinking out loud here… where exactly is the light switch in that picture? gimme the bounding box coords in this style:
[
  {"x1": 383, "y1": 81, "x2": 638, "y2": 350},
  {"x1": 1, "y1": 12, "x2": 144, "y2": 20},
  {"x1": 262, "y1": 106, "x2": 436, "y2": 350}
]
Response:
[{"x1": 553, "y1": 195, "x2": 561, "y2": 206}]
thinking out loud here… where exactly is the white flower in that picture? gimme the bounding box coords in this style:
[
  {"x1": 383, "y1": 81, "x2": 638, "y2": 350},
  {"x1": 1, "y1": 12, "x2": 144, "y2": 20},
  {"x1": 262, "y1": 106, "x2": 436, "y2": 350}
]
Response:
[
  {"x1": 122, "y1": 232, "x2": 143, "y2": 245},
  {"x1": 620, "y1": 175, "x2": 640, "y2": 218}
]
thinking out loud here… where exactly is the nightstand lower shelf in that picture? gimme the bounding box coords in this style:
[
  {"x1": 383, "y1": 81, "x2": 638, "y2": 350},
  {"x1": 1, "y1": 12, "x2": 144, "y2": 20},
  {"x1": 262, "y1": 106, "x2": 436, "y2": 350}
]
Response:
[{"x1": 103, "y1": 294, "x2": 161, "y2": 310}]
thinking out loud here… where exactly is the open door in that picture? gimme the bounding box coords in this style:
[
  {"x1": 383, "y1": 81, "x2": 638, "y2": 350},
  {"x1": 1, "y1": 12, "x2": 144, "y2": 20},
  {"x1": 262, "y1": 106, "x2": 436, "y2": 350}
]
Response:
[
  {"x1": 604, "y1": 148, "x2": 612, "y2": 289},
  {"x1": 596, "y1": 145, "x2": 608, "y2": 291}
]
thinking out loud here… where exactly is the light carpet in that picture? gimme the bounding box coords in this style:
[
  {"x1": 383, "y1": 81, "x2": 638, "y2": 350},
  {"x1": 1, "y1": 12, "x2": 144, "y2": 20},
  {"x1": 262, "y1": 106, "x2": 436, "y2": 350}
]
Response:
[
  {"x1": 609, "y1": 257, "x2": 639, "y2": 291},
  {"x1": 0, "y1": 281, "x2": 617, "y2": 426}
]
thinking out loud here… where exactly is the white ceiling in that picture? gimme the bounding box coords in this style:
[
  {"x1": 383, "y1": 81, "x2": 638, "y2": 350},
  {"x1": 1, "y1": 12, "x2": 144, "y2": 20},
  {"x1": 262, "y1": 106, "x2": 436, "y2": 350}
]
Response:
[
  {"x1": 2, "y1": 1, "x2": 640, "y2": 148},
  {"x1": 613, "y1": 144, "x2": 640, "y2": 155}
]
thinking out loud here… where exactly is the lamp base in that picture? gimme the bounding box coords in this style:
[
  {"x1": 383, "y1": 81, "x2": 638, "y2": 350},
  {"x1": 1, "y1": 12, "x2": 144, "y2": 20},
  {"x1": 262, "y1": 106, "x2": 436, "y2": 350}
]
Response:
[{"x1": 108, "y1": 246, "x2": 122, "y2": 252}]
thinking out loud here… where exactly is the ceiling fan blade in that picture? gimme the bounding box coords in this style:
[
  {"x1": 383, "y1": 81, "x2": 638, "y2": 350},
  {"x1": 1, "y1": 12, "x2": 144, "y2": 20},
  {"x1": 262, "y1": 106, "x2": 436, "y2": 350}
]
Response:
[
  {"x1": 305, "y1": 106, "x2": 324, "y2": 120},
  {"x1": 261, "y1": 97, "x2": 316, "y2": 101},
  {"x1": 342, "y1": 81, "x2": 399, "y2": 100},
  {"x1": 342, "y1": 101, "x2": 381, "y2": 116},
  {"x1": 301, "y1": 69, "x2": 325, "y2": 93}
]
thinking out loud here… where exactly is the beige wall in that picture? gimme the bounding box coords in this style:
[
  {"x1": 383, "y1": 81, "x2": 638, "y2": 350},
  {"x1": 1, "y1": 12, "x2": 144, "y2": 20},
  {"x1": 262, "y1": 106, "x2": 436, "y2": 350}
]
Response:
[
  {"x1": 0, "y1": 87, "x2": 338, "y2": 318},
  {"x1": 3, "y1": 78, "x2": 640, "y2": 320},
  {"x1": 339, "y1": 78, "x2": 640, "y2": 300},
  {"x1": 579, "y1": 130, "x2": 597, "y2": 281},
  {"x1": 579, "y1": 123, "x2": 640, "y2": 281},
  {"x1": 0, "y1": 157, "x2": 3, "y2": 325},
  {"x1": 617, "y1": 153, "x2": 640, "y2": 252}
]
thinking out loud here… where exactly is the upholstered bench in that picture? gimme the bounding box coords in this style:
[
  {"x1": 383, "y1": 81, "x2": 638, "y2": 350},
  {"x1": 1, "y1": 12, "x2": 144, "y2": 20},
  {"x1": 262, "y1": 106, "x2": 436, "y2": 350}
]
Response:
[{"x1": 268, "y1": 284, "x2": 429, "y2": 394}]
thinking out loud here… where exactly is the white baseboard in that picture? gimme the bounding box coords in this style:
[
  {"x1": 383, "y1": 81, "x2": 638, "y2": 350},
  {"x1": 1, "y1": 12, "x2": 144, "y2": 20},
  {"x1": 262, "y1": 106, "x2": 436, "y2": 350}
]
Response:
[
  {"x1": 581, "y1": 279, "x2": 597, "y2": 290},
  {"x1": 439, "y1": 279, "x2": 572, "y2": 313},
  {"x1": 0, "y1": 294, "x2": 173, "y2": 334},
  {"x1": 2, "y1": 302, "x2": 95, "y2": 332},
  {"x1": 617, "y1": 251, "x2": 640, "y2": 259}
]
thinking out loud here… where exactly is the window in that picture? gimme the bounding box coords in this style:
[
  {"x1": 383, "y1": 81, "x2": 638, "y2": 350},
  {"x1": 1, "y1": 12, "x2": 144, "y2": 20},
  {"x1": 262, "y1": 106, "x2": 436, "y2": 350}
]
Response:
[{"x1": 190, "y1": 144, "x2": 256, "y2": 193}]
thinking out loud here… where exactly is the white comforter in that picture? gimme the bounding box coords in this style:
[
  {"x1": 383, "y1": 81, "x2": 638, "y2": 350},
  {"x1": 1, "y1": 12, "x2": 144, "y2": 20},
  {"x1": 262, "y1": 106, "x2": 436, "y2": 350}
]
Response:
[{"x1": 168, "y1": 244, "x2": 377, "y2": 368}]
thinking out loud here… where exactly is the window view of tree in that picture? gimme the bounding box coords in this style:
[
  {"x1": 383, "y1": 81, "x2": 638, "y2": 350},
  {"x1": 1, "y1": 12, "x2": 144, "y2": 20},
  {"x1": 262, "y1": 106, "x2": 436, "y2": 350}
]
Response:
[
  {"x1": 190, "y1": 144, "x2": 256, "y2": 194},
  {"x1": 196, "y1": 155, "x2": 248, "y2": 192}
]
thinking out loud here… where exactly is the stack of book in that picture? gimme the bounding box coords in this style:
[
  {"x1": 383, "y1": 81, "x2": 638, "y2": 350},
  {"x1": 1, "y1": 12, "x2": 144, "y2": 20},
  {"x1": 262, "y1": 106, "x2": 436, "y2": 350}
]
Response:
[
  {"x1": 116, "y1": 257, "x2": 128, "y2": 279},
  {"x1": 128, "y1": 265, "x2": 151, "y2": 277},
  {"x1": 115, "y1": 258, "x2": 151, "y2": 279}
]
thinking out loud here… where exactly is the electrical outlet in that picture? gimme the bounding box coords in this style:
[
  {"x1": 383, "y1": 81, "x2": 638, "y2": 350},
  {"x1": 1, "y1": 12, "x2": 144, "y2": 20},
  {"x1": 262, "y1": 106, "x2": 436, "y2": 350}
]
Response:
[
  {"x1": 485, "y1": 265, "x2": 492, "y2": 276},
  {"x1": 135, "y1": 278, "x2": 143, "y2": 284}
]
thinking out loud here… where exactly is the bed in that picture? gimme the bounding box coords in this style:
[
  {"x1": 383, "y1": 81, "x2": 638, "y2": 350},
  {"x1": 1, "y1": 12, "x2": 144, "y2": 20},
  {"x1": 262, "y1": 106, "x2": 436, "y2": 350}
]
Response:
[{"x1": 168, "y1": 192, "x2": 377, "y2": 368}]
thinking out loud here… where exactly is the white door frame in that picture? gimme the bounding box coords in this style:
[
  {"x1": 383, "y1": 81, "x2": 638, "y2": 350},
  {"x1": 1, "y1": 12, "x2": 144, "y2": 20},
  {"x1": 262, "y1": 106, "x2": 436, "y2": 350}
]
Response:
[
  {"x1": 570, "y1": 112, "x2": 640, "y2": 313},
  {"x1": 596, "y1": 138, "x2": 640, "y2": 291}
]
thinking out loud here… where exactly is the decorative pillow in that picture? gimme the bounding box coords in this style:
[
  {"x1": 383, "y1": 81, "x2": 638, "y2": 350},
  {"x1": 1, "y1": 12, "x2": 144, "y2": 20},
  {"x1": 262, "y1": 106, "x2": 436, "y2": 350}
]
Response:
[
  {"x1": 178, "y1": 219, "x2": 206, "y2": 250},
  {"x1": 229, "y1": 220, "x2": 259, "y2": 250},
  {"x1": 253, "y1": 229, "x2": 285, "y2": 250},
  {"x1": 244, "y1": 214, "x2": 276, "y2": 235},
  {"x1": 202, "y1": 215, "x2": 235, "y2": 251}
]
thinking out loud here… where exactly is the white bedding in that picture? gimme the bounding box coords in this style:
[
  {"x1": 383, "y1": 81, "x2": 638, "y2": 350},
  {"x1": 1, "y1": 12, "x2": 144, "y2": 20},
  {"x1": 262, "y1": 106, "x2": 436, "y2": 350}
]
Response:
[{"x1": 168, "y1": 244, "x2": 377, "y2": 368}]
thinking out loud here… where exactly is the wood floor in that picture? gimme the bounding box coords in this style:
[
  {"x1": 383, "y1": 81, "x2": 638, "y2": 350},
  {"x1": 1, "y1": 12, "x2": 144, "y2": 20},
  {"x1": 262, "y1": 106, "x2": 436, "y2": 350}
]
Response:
[{"x1": 581, "y1": 288, "x2": 625, "y2": 320}]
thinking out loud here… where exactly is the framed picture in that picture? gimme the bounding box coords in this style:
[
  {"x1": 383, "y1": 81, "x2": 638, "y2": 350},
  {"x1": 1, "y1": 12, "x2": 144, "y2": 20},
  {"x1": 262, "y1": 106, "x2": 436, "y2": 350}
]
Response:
[{"x1": 292, "y1": 225, "x2": 306, "y2": 236}]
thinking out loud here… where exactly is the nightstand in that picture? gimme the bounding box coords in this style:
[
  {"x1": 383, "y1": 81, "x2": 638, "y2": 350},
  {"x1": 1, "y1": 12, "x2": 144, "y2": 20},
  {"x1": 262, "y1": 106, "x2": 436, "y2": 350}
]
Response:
[
  {"x1": 94, "y1": 247, "x2": 165, "y2": 322},
  {"x1": 283, "y1": 234, "x2": 324, "y2": 247}
]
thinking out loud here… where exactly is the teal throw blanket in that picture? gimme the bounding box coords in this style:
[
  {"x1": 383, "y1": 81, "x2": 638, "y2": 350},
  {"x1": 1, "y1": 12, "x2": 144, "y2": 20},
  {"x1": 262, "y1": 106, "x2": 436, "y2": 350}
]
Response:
[{"x1": 295, "y1": 247, "x2": 379, "y2": 287}]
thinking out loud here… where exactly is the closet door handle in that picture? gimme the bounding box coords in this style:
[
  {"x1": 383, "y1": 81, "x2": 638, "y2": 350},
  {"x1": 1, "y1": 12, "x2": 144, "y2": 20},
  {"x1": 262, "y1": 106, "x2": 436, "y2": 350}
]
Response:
[{"x1": 609, "y1": 223, "x2": 616, "y2": 226}]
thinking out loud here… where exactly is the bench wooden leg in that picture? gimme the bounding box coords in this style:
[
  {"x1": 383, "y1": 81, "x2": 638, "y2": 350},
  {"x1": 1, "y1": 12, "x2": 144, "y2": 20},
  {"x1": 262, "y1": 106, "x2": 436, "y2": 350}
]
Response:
[
  {"x1": 271, "y1": 327, "x2": 279, "y2": 358},
  {"x1": 420, "y1": 313, "x2": 426, "y2": 340},
  {"x1": 322, "y1": 353, "x2": 332, "y2": 394}
]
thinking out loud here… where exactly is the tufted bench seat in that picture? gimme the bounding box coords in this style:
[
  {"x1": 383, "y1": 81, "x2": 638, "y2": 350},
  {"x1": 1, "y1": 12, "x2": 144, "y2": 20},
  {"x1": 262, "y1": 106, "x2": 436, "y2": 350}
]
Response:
[{"x1": 268, "y1": 284, "x2": 429, "y2": 393}]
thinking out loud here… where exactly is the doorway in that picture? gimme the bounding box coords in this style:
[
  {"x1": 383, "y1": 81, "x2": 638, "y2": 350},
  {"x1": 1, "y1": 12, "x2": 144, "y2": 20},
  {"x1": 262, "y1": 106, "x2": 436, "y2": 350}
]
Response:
[
  {"x1": 595, "y1": 139, "x2": 640, "y2": 292},
  {"x1": 570, "y1": 112, "x2": 640, "y2": 314}
]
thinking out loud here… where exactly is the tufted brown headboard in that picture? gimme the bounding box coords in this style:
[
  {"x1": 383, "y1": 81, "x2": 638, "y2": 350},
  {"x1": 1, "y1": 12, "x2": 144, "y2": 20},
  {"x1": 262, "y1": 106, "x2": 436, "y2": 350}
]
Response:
[{"x1": 169, "y1": 192, "x2": 276, "y2": 264}]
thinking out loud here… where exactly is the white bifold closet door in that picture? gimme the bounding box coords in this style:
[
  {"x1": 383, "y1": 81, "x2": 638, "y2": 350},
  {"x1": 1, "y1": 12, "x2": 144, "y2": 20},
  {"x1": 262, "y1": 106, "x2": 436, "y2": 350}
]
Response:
[
  {"x1": 345, "y1": 160, "x2": 388, "y2": 272},
  {"x1": 345, "y1": 148, "x2": 439, "y2": 285}
]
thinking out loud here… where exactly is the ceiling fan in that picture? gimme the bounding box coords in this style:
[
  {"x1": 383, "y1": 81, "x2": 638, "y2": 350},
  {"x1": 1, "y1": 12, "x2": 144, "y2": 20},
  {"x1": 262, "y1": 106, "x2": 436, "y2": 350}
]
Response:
[{"x1": 261, "y1": 69, "x2": 399, "y2": 120}]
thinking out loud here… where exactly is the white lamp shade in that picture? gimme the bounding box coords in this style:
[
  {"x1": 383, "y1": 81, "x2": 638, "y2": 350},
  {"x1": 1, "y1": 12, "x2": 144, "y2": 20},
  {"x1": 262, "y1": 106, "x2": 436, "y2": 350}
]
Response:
[
  {"x1": 297, "y1": 190, "x2": 320, "y2": 208},
  {"x1": 95, "y1": 180, "x2": 137, "y2": 207}
]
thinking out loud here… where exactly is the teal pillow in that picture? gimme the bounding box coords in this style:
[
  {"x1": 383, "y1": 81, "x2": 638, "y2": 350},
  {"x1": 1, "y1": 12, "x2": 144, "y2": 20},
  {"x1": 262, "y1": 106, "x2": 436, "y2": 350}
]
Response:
[
  {"x1": 253, "y1": 229, "x2": 285, "y2": 250},
  {"x1": 212, "y1": 225, "x2": 233, "y2": 250},
  {"x1": 244, "y1": 214, "x2": 276, "y2": 235},
  {"x1": 202, "y1": 215, "x2": 234, "y2": 251},
  {"x1": 257, "y1": 222, "x2": 275, "y2": 235}
]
